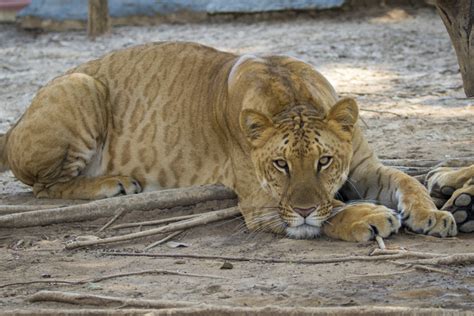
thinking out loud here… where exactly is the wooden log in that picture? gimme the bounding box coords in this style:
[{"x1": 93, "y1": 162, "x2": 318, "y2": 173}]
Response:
[
  {"x1": 88, "y1": 0, "x2": 110, "y2": 38},
  {"x1": 0, "y1": 185, "x2": 237, "y2": 228},
  {"x1": 436, "y1": 0, "x2": 474, "y2": 97}
]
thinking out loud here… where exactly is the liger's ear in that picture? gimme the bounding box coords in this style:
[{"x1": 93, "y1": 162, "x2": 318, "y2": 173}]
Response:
[
  {"x1": 327, "y1": 98, "x2": 359, "y2": 134},
  {"x1": 239, "y1": 109, "x2": 274, "y2": 147}
]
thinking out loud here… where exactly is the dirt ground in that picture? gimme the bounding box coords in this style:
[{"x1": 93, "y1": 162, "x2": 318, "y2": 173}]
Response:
[{"x1": 0, "y1": 6, "x2": 473, "y2": 313}]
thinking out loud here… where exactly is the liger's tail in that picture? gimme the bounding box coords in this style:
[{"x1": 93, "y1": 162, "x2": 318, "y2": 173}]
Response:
[{"x1": 0, "y1": 133, "x2": 9, "y2": 172}]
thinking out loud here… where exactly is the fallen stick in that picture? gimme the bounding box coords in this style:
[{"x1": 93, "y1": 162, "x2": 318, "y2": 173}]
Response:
[
  {"x1": 66, "y1": 207, "x2": 240, "y2": 249},
  {"x1": 111, "y1": 214, "x2": 200, "y2": 230},
  {"x1": 29, "y1": 290, "x2": 197, "y2": 308},
  {"x1": 0, "y1": 204, "x2": 66, "y2": 215},
  {"x1": 99, "y1": 249, "x2": 443, "y2": 265},
  {"x1": 0, "y1": 268, "x2": 224, "y2": 289},
  {"x1": 97, "y1": 208, "x2": 127, "y2": 232},
  {"x1": 144, "y1": 230, "x2": 184, "y2": 251},
  {"x1": 0, "y1": 184, "x2": 237, "y2": 228}
]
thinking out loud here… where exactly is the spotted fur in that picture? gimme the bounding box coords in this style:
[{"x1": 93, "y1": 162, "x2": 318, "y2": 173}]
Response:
[{"x1": 0, "y1": 42, "x2": 459, "y2": 240}]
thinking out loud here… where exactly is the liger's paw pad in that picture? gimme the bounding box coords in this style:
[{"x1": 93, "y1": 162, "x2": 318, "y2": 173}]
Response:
[{"x1": 442, "y1": 186, "x2": 474, "y2": 233}]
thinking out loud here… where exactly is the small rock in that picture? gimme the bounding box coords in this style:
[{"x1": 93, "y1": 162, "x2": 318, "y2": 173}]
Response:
[
  {"x1": 41, "y1": 273, "x2": 51, "y2": 279},
  {"x1": 86, "y1": 283, "x2": 103, "y2": 291},
  {"x1": 220, "y1": 262, "x2": 233, "y2": 270},
  {"x1": 166, "y1": 241, "x2": 189, "y2": 248}
]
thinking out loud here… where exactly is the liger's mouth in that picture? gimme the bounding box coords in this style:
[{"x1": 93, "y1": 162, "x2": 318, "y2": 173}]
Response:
[{"x1": 286, "y1": 224, "x2": 321, "y2": 239}]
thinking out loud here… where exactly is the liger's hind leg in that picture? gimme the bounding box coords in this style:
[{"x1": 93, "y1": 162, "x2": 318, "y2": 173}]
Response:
[
  {"x1": 6, "y1": 73, "x2": 142, "y2": 200},
  {"x1": 33, "y1": 175, "x2": 141, "y2": 199}
]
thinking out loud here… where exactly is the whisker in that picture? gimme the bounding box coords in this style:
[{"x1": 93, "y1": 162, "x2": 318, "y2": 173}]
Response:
[{"x1": 345, "y1": 177, "x2": 363, "y2": 199}]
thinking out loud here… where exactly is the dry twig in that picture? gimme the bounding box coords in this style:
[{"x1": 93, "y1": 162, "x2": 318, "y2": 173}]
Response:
[
  {"x1": 375, "y1": 235, "x2": 386, "y2": 250},
  {"x1": 65, "y1": 207, "x2": 240, "y2": 249},
  {"x1": 0, "y1": 204, "x2": 66, "y2": 215},
  {"x1": 144, "y1": 230, "x2": 184, "y2": 251},
  {"x1": 111, "y1": 214, "x2": 200, "y2": 230},
  {"x1": 360, "y1": 108, "x2": 406, "y2": 118},
  {"x1": 98, "y1": 208, "x2": 127, "y2": 232}
]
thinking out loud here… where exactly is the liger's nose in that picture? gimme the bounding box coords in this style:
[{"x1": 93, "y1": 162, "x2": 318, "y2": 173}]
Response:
[{"x1": 293, "y1": 207, "x2": 316, "y2": 218}]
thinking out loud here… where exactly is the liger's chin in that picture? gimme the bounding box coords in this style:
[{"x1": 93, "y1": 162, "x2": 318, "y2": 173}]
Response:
[{"x1": 286, "y1": 224, "x2": 321, "y2": 239}]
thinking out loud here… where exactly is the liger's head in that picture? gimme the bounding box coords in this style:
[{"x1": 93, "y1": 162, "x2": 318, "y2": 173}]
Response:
[{"x1": 239, "y1": 98, "x2": 359, "y2": 239}]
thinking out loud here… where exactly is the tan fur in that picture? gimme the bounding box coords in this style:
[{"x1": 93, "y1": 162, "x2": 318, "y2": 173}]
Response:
[{"x1": 0, "y1": 42, "x2": 460, "y2": 240}]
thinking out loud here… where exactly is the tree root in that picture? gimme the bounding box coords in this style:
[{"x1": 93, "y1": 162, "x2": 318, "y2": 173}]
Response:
[
  {"x1": 65, "y1": 207, "x2": 240, "y2": 250},
  {"x1": 405, "y1": 253, "x2": 474, "y2": 266},
  {"x1": 97, "y1": 249, "x2": 474, "y2": 271},
  {"x1": 25, "y1": 291, "x2": 466, "y2": 316},
  {"x1": 29, "y1": 290, "x2": 197, "y2": 308},
  {"x1": 1, "y1": 309, "x2": 155, "y2": 316},
  {"x1": 0, "y1": 268, "x2": 225, "y2": 289},
  {"x1": 99, "y1": 249, "x2": 442, "y2": 265},
  {"x1": 0, "y1": 184, "x2": 237, "y2": 228},
  {"x1": 369, "y1": 249, "x2": 445, "y2": 258}
]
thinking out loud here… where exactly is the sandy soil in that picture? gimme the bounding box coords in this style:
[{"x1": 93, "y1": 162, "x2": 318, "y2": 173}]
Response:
[{"x1": 0, "y1": 6, "x2": 473, "y2": 312}]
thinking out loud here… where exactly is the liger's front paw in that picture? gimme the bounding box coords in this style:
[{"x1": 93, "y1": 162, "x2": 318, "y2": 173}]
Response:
[
  {"x1": 402, "y1": 209, "x2": 457, "y2": 237},
  {"x1": 350, "y1": 206, "x2": 401, "y2": 242},
  {"x1": 324, "y1": 204, "x2": 401, "y2": 242}
]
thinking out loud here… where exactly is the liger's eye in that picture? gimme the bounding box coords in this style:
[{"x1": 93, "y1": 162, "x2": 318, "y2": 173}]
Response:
[
  {"x1": 319, "y1": 156, "x2": 332, "y2": 166},
  {"x1": 318, "y1": 156, "x2": 333, "y2": 170},
  {"x1": 273, "y1": 159, "x2": 289, "y2": 172}
]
